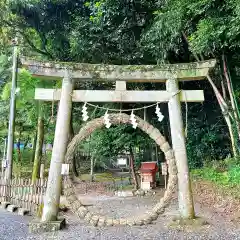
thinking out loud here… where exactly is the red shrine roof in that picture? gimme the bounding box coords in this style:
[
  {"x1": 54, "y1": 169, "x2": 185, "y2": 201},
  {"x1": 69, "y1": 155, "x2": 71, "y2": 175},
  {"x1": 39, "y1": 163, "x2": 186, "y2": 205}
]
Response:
[{"x1": 140, "y1": 162, "x2": 158, "y2": 173}]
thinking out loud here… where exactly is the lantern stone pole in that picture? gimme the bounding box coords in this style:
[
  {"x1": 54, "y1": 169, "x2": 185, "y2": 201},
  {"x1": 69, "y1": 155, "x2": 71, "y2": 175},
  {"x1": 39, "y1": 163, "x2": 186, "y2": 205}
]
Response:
[
  {"x1": 41, "y1": 70, "x2": 73, "y2": 222},
  {"x1": 166, "y1": 78, "x2": 195, "y2": 219}
]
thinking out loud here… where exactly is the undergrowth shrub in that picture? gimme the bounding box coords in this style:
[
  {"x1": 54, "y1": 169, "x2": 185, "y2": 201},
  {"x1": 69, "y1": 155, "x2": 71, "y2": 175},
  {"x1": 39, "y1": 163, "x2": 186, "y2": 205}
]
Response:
[
  {"x1": 228, "y1": 166, "x2": 240, "y2": 185},
  {"x1": 192, "y1": 157, "x2": 240, "y2": 186}
]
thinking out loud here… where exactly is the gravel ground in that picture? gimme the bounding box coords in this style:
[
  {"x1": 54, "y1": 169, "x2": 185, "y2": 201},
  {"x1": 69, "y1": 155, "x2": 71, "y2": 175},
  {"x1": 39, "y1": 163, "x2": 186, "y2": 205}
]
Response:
[{"x1": 0, "y1": 194, "x2": 240, "y2": 240}]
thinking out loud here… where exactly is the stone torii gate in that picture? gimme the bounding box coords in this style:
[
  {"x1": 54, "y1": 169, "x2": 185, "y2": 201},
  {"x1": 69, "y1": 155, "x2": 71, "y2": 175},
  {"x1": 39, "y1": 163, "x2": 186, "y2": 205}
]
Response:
[{"x1": 21, "y1": 58, "x2": 216, "y2": 226}]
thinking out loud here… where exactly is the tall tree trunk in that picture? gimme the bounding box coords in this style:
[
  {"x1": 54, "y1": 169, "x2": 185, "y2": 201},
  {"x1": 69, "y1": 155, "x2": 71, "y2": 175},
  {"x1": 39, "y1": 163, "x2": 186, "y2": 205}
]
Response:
[
  {"x1": 182, "y1": 32, "x2": 233, "y2": 118},
  {"x1": 72, "y1": 155, "x2": 79, "y2": 177},
  {"x1": 182, "y1": 32, "x2": 237, "y2": 156},
  {"x1": 16, "y1": 134, "x2": 21, "y2": 163},
  {"x1": 23, "y1": 137, "x2": 29, "y2": 150},
  {"x1": 32, "y1": 114, "x2": 44, "y2": 182},
  {"x1": 223, "y1": 55, "x2": 240, "y2": 144},
  {"x1": 5, "y1": 41, "x2": 18, "y2": 180},
  {"x1": 68, "y1": 113, "x2": 74, "y2": 141},
  {"x1": 90, "y1": 157, "x2": 94, "y2": 182},
  {"x1": 216, "y1": 94, "x2": 238, "y2": 156},
  {"x1": 129, "y1": 146, "x2": 139, "y2": 189},
  {"x1": 221, "y1": 80, "x2": 227, "y2": 100},
  {"x1": 208, "y1": 72, "x2": 238, "y2": 156},
  {"x1": 155, "y1": 144, "x2": 158, "y2": 162},
  {"x1": 144, "y1": 107, "x2": 147, "y2": 121},
  {"x1": 88, "y1": 134, "x2": 94, "y2": 182},
  {"x1": 220, "y1": 79, "x2": 238, "y2": 156},
  {"x1": 68, "y1": 112, "x2": 78, "y2": 177},
  {"x1": 16, "y1": 132, "x2": 21, "y2": 178},
  {"x1": 31, "y1": 132, "x2": 37, "y2": 164}
]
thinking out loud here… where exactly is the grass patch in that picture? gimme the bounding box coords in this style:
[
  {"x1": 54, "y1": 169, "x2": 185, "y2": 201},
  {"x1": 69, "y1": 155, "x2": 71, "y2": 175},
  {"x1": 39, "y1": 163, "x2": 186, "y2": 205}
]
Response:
[
  {"x1": 191, "y1": 158, "x2": 240, "y2": 199},
  {"x1": 118, "y1": 184, "x2": 134, "y2": 190},
  {"x1": 80, "y1": 173, "x2": 130, "y2": 182}
]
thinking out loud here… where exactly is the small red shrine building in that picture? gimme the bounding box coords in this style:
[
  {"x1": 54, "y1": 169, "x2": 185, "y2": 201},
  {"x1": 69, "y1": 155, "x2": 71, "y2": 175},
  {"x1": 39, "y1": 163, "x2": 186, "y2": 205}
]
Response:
[{"x1": 140, "y1": 162, "x2": 158, "y2": 190}]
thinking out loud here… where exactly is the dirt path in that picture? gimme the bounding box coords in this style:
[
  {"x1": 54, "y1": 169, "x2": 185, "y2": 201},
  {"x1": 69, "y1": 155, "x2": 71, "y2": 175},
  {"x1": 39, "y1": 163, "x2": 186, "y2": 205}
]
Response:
[
  {"x1": 57, "y1": 180, "x2": 240, "y2": 240},
  {"x1": 192, "y1": 179, "x2": 240, "y2": 223},
  {"x1": 1, "y1": 180, "x2": 239, "y2": 240}
]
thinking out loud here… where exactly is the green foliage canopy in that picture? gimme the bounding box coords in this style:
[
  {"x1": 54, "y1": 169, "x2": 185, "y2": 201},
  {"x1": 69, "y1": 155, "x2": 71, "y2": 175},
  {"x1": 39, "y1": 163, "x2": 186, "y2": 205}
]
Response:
[{"x1": 0, "y1": 0, "x2": 239, "y2": 169}]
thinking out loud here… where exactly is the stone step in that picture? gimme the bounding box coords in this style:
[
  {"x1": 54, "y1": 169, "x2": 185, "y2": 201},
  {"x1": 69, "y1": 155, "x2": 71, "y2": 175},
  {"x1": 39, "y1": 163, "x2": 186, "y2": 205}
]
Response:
[
  {"x1": 7, "y1": 204, "x2": 19, "y2": 213},
  {"x1": 29, "y1": 217, "x2": 66, "y2": 234},
  {"x1": 0, "y1": 202, "x2": 11, "y2": 209},
  {"x1": 18, "y1": 208, "x2": 30, "y2": 216}
]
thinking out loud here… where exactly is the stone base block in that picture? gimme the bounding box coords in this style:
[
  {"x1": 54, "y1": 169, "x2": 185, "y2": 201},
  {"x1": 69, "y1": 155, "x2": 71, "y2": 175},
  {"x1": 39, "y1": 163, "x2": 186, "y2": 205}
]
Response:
[
  {"x1": 114, "y1": 191, "x2": 134, "y2": 197},
  {"x1": 7, "y1": 205, "x2": 19, "y2": 212},
  {"x1": 168, "y1": 216, "x2": 209, "y2": 231},
  {"x1": 18, "y1": 208, "x2": 30, "y2": 216},
  {"x1": 29, "y1": 218, "x2": 66, "y2": 234},
  {"x1": 0, "y1": 202, "x2": 10, "y2": 209}
]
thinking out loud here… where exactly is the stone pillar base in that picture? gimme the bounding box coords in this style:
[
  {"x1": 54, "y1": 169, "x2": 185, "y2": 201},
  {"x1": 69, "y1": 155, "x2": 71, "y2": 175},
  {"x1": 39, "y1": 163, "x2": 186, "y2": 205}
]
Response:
[
  {"x1": 29, "y1": 218, "x2": 66, "y2": 234},
  {"x1": 0, "y1": 202, "x2": 10, "y2": 209}
]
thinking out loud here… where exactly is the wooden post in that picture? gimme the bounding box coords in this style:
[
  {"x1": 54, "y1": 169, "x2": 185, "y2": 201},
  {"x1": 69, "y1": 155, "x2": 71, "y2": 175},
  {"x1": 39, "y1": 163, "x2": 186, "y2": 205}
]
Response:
[
  {"x1": 40, "y1": 164, "x2": 44, "y2": 179},
  {"x1": 164, "y1": 175, "x2": 167, "y2": 189},
  {"x1": 90, "y1": 158, "x2": 94, "y2": 182},
  {"x1": 41, "y1": 70, "x2": 73, "y2": 222},
  {"x1": 166, "y1": 78, "x2": 195, "y2": 219}
]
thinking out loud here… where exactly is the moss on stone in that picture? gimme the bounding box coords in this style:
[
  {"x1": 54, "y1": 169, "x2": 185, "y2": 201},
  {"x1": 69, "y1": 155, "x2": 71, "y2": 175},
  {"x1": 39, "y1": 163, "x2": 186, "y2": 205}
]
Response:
[
  {"x1": 21, "y1": 58, "x2": 216, "y2": 81},
  {"x1": 168, "y1": 216, "x2": 209, "y2": 231},
  {"x1": 37, "y1": 204, "x2": 44, "y2": 218}
]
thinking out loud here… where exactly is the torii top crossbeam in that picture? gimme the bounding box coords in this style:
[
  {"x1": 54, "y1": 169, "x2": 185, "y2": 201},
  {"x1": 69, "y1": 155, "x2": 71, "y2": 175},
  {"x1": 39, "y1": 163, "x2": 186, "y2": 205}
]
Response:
[{"x1": 21, "y1": 58, "x2": 216, "y2": 82}]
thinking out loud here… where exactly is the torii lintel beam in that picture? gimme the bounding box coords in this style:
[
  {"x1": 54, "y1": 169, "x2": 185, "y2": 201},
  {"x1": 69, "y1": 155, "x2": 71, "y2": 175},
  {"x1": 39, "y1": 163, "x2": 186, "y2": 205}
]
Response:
[
  {"x1": 35, "y1": 89, "x2": 204, "y2": 103},
  {"x1": 21, "y1": 58, "x2": 216, "y2": 82}
]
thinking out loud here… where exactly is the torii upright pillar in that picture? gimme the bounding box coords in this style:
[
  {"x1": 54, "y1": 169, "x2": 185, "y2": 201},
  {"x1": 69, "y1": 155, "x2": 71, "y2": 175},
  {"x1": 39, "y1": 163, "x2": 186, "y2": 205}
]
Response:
[
  {"x1": 41, "y1": 70, "x2": 73, "y2": 222},
  {"x1": 167, "y1": 78, "x2": 194, "y2": 219}
]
